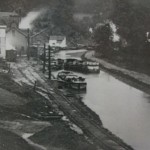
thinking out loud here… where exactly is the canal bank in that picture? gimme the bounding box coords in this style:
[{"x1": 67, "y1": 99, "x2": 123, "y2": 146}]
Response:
[
  {"x1": 83, "y1": 50, "x2": 150, "y2": 95},
  {"x1": 10, "y1": 58, "x2": 134, "y2": 150},
  {"x1": 57, "y1": 49, "x2": 150, "y2": 150},
  {"x1": 0, "y1": 62, "x2": 98, "y2": 150}
]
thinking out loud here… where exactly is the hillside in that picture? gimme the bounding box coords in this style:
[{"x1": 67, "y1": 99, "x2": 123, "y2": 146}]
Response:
[
  {"x1": 1, "y1": 0, "x2": 150, "y2": 74},
  {"x1": 93, "y1": 0, "x2": 150, "y2": 75},
  {"x1": 0, "y1": 0, "x2": 63, "y2": 15}
]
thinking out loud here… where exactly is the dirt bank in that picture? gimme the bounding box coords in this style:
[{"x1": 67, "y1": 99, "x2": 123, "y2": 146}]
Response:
[
  {"x1": 0, "y1": 128, "x2": 34, "y2": 150},
  {"x1": 83, "y1": 51, "x2": 150, "y2": 95},
  {"x1": 0, "y1": 63, "x2": 97, "y2": 150},
  {"x1": 9, "y1": 58, "x2": 133, "y2": 150}
]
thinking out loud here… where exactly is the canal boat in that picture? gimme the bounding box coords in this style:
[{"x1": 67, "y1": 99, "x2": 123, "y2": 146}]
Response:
[
  {"x1": 44, "y1": 58, "x2": 64, "y2": 71},
  {"x1": 83, "y1": 61, "x2": 100, "y2": 73},
  {"x1": 64, "y1": 59, "x2": 100, "y2": 74},
  {"x1": 57, "y1": 71, "x2": 87, "y2": 91},
  {"x1": 51, "y1": 59, "x2": 64, "y2": 70},
  {"x1": 57, "y1": 71, "x2": 72, "y2": 82}
]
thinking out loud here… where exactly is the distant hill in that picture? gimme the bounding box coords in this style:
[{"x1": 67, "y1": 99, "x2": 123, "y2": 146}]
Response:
[
  {"x1": 1, "y1": 0, "x2": 150, "y2": 14},
  {"x1": 0, "y1": 0, "x2": 58, "y2": 15},
  {"x1": 74, "y1": 0, "x2": 150, "y2": 13}
]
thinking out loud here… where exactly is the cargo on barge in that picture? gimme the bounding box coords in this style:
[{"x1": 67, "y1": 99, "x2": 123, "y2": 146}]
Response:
[
  {"x1": 64, "y1": 59, "x2": 100, "y2": 74},
  {"x1": 57, "y1": 71, "x2": 87, "y2": 91}
]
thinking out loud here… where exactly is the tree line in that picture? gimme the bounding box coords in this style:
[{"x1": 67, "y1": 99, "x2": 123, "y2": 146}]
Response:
[
  {"x1": 1, "y1": 0, "x2": 150, "y2": 73},
  {"x1": 93, "y1": 0, "x2": 150, "y2": 74}
]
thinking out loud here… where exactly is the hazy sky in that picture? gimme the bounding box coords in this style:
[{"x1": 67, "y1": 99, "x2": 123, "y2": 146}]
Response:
[{"x1": 74, "y1": 0, "x2": 150, "y2": 6}]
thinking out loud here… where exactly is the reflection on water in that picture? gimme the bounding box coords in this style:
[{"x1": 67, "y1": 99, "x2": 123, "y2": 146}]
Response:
[
  {"x1": 55, "y1": 50, "x2": 150, "y2": 150},
  {"x1": 82, "y1": 72, "x2": 150, "y2": 150}
]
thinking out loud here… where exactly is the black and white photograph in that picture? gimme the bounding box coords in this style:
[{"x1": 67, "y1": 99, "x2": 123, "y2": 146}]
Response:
[{"x1": 0, "y1": 0, "x2": 150, "y2": 150}]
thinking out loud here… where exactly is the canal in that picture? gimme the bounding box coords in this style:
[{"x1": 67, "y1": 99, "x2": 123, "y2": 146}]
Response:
[{"x1": 55, "y1": 49, "x2": 150, "y2": 150}]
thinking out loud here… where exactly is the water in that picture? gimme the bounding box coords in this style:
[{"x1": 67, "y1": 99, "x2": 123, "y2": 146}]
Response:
[
  {"x1": 55, "y1": 50, "x2": 150, "y2": 150},
  {"x1": 82, "y1": 73, "x2": 150, "y2": 150}
]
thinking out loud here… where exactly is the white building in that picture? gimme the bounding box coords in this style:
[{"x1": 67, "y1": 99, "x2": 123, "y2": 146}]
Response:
[
  {"x1": 0, "y1": 25, "x2": 6, "y2": 59},
  {"x1": 49, "y1": 36, "x2": 67, "y2": 48},
  {"x1": 6, "y1": 26, "x2": 28, "y2": 54}
]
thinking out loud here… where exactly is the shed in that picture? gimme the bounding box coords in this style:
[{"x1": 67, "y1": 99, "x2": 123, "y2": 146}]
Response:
[
  {"x1": 49, "y1": 36, "x2": 67, "y2": 48},
  {"x1": 6, "y1": 49, "x2": 17, "y2": 62}
]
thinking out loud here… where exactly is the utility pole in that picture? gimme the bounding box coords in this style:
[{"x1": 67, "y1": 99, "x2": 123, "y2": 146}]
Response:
[
  {"x1": 43, "y1": 43, "x2": 46, "y2": 73},
  {"x1": 48, "y1": 45, "x2": 51, "y2": 80},
  {"x1": 18, "y1": 27, "x2": 49, "y2": 61},
  {"x1": 27, "y1": 28, "x2": 30, "y2": 60},
  {"x1": 37, "y1": 40, "x2": 41, "y2": 64}
]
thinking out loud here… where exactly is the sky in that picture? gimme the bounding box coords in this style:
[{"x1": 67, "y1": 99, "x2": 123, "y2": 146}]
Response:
[{"x1": 74, "y1": 0, "x2": 150, "y2": 7}]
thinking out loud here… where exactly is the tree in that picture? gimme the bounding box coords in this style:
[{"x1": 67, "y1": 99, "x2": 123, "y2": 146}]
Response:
[
  {"x1": 93, "y1": 23, "x2": 113, "y2": 57},
  {"x1": 52, "y1": 0, "x2": 74, "y2": 27},
  {"x1": 112, "y1": 0, "x2": 150, "y2": 55}
]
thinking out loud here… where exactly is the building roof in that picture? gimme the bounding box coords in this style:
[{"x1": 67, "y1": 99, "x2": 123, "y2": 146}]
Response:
[
  {"x1": 7, "y1": 27, "x2": 28, "y2": 37},
  {"x1": 0, "y1": 12, "x2": 19, "y2": 17},
  {"x1": 49, "y1": 36, "x2": 65, "y2": 41},
  {"x1": 16, "y1": 28, "x2": 28, "y2": 37},
  {"x1": 0, "y1": 25, "x2": 7, "y2": 29}
]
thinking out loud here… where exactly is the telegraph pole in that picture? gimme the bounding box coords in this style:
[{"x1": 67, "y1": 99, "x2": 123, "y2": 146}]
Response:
[
  {"x1": 21, "y1": 27, "x2": 50, "y2": 61},
  {"x1": 27, "y1": 28, "x2": 30, "y2": 60},
  {"x1": 48, "y1": 45, "x2": 51, "y2": 80},
  {"x1": 43, "y1": 43, "x2": 46, "y2": 73}
]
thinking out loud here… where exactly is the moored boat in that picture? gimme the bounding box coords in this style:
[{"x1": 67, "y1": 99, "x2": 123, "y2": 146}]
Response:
[
  {"x1": 65, "y1": 74, "x2": 87, "y2": 90},
  {"x1": 64, "y1": 59, "x2": 100, "y2": 74},
  {"x1": 57, "y1": 71, "x2": 73, "y2": 83},
  {"x1": 83, "y1": 61, "x2": 100, "y2": 73},
  {"x1": 57, "y1": 71, "x2": 87, "y2": 91}
]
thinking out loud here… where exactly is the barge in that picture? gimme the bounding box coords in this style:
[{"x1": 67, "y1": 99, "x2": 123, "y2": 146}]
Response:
[
  {"x1": 64, "y1": 59, "x2": 100, "y2": 74},
  {"x1": 57, "y1": 71, "x2": 87, "y2": 91}
]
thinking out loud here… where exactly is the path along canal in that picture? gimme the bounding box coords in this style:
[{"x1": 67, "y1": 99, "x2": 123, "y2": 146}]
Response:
[{"x1": 54, "y1": 49, "x2": 150, "y2": 150}]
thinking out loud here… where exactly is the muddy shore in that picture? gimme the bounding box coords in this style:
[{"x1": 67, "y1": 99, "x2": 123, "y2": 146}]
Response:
[
  {"x1": 0, "y1": 56, "x2": 137, "y2": 150},
  {"x1": 0, "y1": 71, "x2": 96, "y2": 150},
  {"x1": 13, "y1": 59, "x2": 134, "y2": 149}
]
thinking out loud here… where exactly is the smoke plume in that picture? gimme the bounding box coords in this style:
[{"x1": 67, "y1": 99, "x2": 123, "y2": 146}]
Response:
[{"x1": 19, "y1": 10, "x2": 44, "y2": 29}]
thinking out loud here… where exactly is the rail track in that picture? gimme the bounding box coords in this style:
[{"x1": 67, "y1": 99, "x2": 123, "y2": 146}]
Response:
[
  {"x1": 56, "y1": 89, "x2": 132, "y2": 149},
  {"x1": 46, "y1": 86, "x2": 133, "y2": 150},
  {"x1": 14, "y1": 64, "x2": 133, "y2": 150}
]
